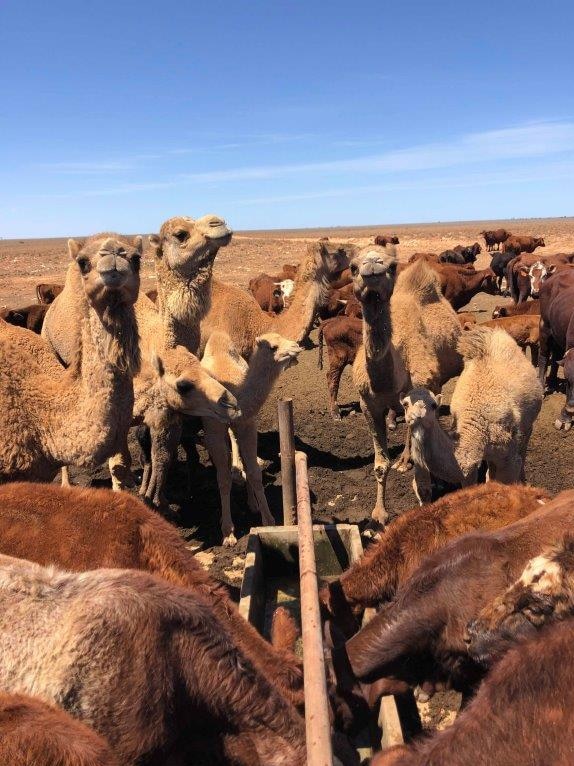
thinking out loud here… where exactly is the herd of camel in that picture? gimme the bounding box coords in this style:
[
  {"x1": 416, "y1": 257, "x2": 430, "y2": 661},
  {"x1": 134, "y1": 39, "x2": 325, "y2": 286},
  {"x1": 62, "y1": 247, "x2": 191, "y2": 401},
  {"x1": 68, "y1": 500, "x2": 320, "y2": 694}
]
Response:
[{"x1": 0, "y1": 216, "x2": 573, "y2": 763}]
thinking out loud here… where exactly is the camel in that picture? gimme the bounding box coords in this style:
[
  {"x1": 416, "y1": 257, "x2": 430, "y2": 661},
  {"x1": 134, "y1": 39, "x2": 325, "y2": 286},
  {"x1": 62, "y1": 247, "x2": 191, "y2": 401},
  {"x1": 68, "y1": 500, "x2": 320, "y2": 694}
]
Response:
[
  {"x1": 201, "y1": 331, "x2": 303, "y2": 545},
  {"x1": 0, "y1": 234, "x2": 141, "y2": 483},
  {"x1": 350, "y1": 245, "x2": 410, "y2": 527},
  {"x1": 0, "y1": 554, "x2": 308, "y2": 766},
  {"x1": 402, "y1": 325, "x2": 543, "y2": 503},
  {"x1": 0, "y1": 692, "x2": 119, "y2": 766}
]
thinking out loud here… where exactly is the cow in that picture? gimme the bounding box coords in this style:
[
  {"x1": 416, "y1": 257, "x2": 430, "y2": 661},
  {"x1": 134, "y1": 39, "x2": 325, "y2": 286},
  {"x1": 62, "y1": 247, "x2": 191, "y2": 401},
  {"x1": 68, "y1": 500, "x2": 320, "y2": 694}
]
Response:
[
  {"x1": 492, "y1": 299, "x2": 540, "y2": 319},
  {"x1": 480, "y1": 229, "x2": 511, "y2": 251},
  {"x1": 538, "y1": 267, "x2": 574, "y2": 430},
  {"x1": 248, "y1": 273, "x2": 292, "y2": 314},
  {"x1": 35, "y1": 283, "x2": 63, "y2": 304},
  {"x1": 502, "y1": 235, "x2": 545, "y2": 256},
  {"x1": 0, "y1": 304, "x2": 48, "y2": 334},
  {"x1": 374, "y1": 235, "x2": 400, "y2": 246}
]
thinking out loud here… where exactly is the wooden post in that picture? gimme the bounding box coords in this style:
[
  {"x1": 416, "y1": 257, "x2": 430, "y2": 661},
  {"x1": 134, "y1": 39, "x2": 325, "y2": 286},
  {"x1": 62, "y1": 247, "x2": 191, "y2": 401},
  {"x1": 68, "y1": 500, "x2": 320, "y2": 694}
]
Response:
[
  {"x1": 296, "y1": 450, "x2": 333, "y2": 766},
  {"x1": 278, "y1": 398, "x2": 297, "y2": 525}
]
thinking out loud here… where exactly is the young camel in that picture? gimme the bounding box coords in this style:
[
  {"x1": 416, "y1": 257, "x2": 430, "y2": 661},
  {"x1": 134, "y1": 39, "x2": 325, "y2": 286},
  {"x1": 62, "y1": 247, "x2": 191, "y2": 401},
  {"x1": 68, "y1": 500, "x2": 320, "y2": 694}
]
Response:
[
  {"x1": 350, "y1": 246, "x2": 410, "y2": 528},
  {"x1": 402, "y1": 326, "x2": 543, "y2": 503},
  {"x1": 201, "y1": 331, "x2": 302, "y2": 545},
  {"x1": 0, "y1": 482, "x2": 303, "y2": 708},
  {"x1": 0, "y1": 234, "x2": 141, "y2": 483},
  {"x1": 0, "y1": 554, "x2": 308, "y2": 766},
  {"x1": 0, "y1": 693, "x2": 119, "y2": 766}
]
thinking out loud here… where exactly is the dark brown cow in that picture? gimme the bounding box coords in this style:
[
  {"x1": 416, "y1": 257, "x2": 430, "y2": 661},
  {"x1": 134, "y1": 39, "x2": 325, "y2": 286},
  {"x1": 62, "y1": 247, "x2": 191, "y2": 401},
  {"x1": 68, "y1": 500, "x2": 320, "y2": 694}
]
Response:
[
  {"x1": 374, "y1": 235, "x2": 399, "y2": 247},
  {"x1": 480, "y1": 228, "x2": 511, "y2": 251},
  {"x1": 318, "y1": 315, "x2": 362, "y2": 420},
  {"x1": 439, "y1": 243, "x2": 481, "y2": 264},
  {"x1": 371, "y1": 620, "x2": 574, "y2": 766},
  {"x1": 35, "y1": 283, "x2": 63, "y2": 304},
  {"x1": 492, "y1": 300, "x2": 540, "y2": 319},
  {"x1": 0, "y1": 304, "x2": 48, "y2": 334},
  {"x1": 435, "y1": 264, "x2": 497, "y2": 310},
  {"x1": 329, "y1": 267, "x2": 352, "y2": 290},
  {"x1": 538, "y1": 267, "x2": 574, "y2": 430},
  {"x1": 248, "y1": 273, "x2": 290, "y2": 314},
  {"x1": 466, "y1": 534, "x2": 574, "y2": 665},
  {"x1": 336, "y1": 490, "x2": 574, "y2": 695}
]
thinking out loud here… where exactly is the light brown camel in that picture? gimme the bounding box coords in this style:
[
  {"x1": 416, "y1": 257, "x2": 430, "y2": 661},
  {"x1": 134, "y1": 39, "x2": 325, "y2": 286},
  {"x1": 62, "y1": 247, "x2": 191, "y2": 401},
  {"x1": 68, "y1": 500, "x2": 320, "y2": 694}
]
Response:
[
  {"x1": 201, "y1": 331, "x2": 302, "y2": 545},
  {"x1": 351, "y1": 245, "x2": 410, "y2": 527},
  {"x1": 0, "y1": 234, "x2": 141, "y2": 483},
  {"x1": 402, "y1": 326, "x2": 543, "y2": 502}
]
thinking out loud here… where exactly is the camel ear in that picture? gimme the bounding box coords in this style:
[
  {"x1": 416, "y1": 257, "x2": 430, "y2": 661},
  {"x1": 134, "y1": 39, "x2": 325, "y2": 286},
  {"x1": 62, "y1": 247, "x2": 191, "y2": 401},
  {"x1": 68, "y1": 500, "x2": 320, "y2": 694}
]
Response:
[
  {"x1": 68, "y1": 239, "x2": 81, "y2": 259},
  {"x1": 132, "y1": 235, "x2": 143, "y2": 254},
  {"x1": 151, "y1": 352, "x2": 165, "y2": 378},
  {"x1": 434, "y1": 393, "x2": 443, "y2": 407},
  {"x1": 149, "y1": 234, "x2": 161, "y2": 255}
]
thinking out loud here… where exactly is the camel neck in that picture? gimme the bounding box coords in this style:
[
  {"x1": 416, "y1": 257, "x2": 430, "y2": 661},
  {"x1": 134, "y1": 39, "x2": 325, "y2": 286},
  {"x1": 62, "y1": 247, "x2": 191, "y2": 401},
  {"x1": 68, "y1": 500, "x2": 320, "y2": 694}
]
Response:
[
  {"x1": 361, "y1": 296, "x2": 393, "y2": 362},
  {"x1": 237, "y1": 351, "x2": 282, "y2": 420},
  {"x1": 273, "y1": 270, "x2": 329, "y2": 343}
]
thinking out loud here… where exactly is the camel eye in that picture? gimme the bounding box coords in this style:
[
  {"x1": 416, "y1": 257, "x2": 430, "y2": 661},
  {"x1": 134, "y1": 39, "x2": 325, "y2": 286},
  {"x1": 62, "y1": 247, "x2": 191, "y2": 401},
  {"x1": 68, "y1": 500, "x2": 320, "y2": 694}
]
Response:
[
  {"x1": 350, "y1": 264, "x2": 358, "y2": 276},
  {"x1": 77, "y1": 257, "x2": 90, "y2": 274},
  {"x1": 174, "y1": 230, "x2": 189, "y2": 243},
  {"x1": 176, "y1": 380, "x2": 194, "y2": 395}
]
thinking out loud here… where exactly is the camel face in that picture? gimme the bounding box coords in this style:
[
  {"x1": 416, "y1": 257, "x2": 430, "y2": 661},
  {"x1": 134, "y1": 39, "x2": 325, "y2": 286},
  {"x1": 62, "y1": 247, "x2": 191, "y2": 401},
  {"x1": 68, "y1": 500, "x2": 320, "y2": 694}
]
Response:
[
  {"x1": 312, "y1": 241, "x2": 354, "y2": 279},
  {"x1": 151, "y1": 214, "x2": 232, "y2": 278},
  {"x1": 401, "y1": 388, "x2": 440, "y2": 430},
  {"x1": 152, "y1": 353, "x2": 240, "y2": 423},
  {"x1": 254, "y1": 333, "x2": 303, "y2": 371},
  {"x1": 350, "y1": 246, "x2": 397, "y2": 302},
  {"x1": 69, "y1": 234, "x2": 141, "y2": 310},
  {"x1": 466, "y1": 539, "x2": 574, "y2": 664}
]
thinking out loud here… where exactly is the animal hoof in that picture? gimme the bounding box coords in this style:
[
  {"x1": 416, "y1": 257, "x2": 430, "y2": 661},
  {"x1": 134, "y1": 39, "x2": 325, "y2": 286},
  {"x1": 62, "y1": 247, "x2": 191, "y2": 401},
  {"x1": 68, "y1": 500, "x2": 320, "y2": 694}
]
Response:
[
  {"x1": 231, "y1": 466, "x2": 246, "y2": 485},
  {"x1": 363, "y1": 519, "x2": 385, "y2": 539},
  {"x1": 222, "y1": 532, "x2": 238, "y2": 547},
  {"x1": 393, "y1": 458, "x2": 413, "y2": 473}
]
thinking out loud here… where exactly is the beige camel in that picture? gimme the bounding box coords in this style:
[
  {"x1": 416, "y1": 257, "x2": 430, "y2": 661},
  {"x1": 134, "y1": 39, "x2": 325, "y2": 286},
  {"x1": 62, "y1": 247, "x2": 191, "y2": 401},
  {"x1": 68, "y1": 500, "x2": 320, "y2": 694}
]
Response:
[
  {"x1": 201, "y1": 331, "x2": 302, "y2": 545},
  {"x1": 402, "y1": 326, "x2": 543, "y2": 503},
  {"x1": 0, "y1": 234, "x2": 141, "y2": 482},
  {"x1": 388, "y1": 258, "x2": 464, "y2": 472},
  {"x1": 351, "y1": 246, "x2": 410, "y2": 527}
]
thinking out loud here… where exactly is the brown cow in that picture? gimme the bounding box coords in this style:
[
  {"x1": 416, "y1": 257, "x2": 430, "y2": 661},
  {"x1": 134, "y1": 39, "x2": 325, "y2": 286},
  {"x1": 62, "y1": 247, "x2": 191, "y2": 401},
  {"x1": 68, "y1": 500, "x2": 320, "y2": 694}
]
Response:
[
  {"x1": 502, "y1": 235, "x2": 545, "y2": 255},
  {"x1": 248, "y1": 273, "x2": 292, "y2": 314},
  {"x1": 466, "y1": 534, "x2": 574, "y2": 665},
  {"x1": 320, "y1": 483, "x2": 549, "y2": 631},
  {"x1": 538, "y1": 267, "x2": 574, "y2": 430},
  {"x1": 336, "y1": 490, "x2": 574, "y2": 695},
  {"x1": 318, "y1": 315, "x2": 362, "y2": 420},
  {"x1": 372, "y1": 619, "x2": 574, "y2": 766},
  {"x1": 491, "y1": 299, "x2": 540, "y2": 319},
  {"x1": 480, "y1": 229, "x2": 511, "y2": 251},
  {"x1": 0, "y1": 692, "x2": 119, "y2": 766},
  {"x1": 0, "y1": 303, "x2": 48, "y2": 334},
  {"x1": 435, "y1": 264, "x2": 497, "y2": 310},
  {"x1": 35, "y1": 282, "x2": 63, "y2": 304},
  {"x1": 374, "y1": 235, "x2": 400, "y2": 246},
  {"x1": 482, "y1": 314, "x2": 540, "y2": 366},
  {"x1": 329, "y1": 267, "x2": 352, "y2": 290}
]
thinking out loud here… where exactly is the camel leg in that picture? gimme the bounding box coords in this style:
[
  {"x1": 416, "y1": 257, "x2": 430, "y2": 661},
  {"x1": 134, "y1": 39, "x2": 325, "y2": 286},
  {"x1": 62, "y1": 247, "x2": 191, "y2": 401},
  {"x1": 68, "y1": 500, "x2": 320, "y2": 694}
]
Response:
[
  {"x1": 60, "y1": 465, "x2": 71, "y2": 487},
  {"x1": 135, "y1": 424, "x2": 152, "y2": 496},
  {"x1": 362, "y1": 402, "x2": 391, "y2": 528},
  {"x1": 229, "y1": 429, "x2": 246, "y2": 484},
  {"x1": 392, "y1": 424, "x2": 413, "y2": 473},
  {"x1": 108, "y1": 442, "x2": 136, "y2": 492},
  {"x1": 234, "y1": 421, "x2": 276, "y2": 527},
  {"x1": 327, "y1": 359, "x2": 345, "y2": 421},
  {"x1": 203, "y1": 420, "x2": 237, "y2": 546}
]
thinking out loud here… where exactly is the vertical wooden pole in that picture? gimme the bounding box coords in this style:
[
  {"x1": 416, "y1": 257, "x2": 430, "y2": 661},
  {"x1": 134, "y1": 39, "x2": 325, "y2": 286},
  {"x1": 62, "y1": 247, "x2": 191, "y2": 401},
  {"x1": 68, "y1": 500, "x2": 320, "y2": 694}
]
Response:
[
  {"x1": 278, "y1": 398, "x2": 297, "y2": 525},
  {"x1": 296, "y1": 451, "x2": 333, "y2": 766}
]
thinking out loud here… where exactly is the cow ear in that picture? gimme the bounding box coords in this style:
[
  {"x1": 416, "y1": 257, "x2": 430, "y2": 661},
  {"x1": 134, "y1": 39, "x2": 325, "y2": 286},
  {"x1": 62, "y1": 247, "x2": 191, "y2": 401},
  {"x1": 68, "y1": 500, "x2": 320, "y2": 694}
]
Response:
[{"x1": 548, "y1": 264, "x2": 557, "y2": 275}]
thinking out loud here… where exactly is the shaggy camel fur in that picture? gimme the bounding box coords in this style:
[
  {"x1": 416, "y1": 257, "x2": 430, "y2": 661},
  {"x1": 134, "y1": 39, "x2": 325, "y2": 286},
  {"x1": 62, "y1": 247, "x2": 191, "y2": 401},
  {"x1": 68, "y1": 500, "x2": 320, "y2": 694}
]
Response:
[
  {"x1": 371, "y1": 620, "x2": 574, "y2": 766},
  {"x1": 402, "y1": 326, "x2": 543, "y2": 503},
  {"x1": 0, "y1": 692, "x2": 119, "y2": 766},
  {"x1": 201, "y1": 331, "x2": 302, "y2": 545},
  {"x1": 0, "y1": 554, "x2": 308, "y2": 766},
  {"x1": 0, "y1": 482, "x2": 303, "y2": 708},
  {"x1": 0, "y1": 235, "x2": 141, "y2": 483},
  {"x1": 350, "y1": 246, "x2": 410, "y2": 526},
  {"x1": 466, "y1": 534, "x2": 574, "y2": 664},
  {"x1": 320, "y1": 482, "x2": 550, "y2": 634}
]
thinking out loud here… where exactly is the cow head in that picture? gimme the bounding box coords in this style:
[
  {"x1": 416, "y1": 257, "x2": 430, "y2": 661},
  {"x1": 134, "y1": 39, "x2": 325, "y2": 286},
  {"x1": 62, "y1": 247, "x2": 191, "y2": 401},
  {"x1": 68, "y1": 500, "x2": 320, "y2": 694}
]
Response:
[
  {"x1": 465, "y1": 535, "x2": 574, "y2": 666},
  {"x1": 527, "y1": 261, "x2": 556, "y2": 297}
]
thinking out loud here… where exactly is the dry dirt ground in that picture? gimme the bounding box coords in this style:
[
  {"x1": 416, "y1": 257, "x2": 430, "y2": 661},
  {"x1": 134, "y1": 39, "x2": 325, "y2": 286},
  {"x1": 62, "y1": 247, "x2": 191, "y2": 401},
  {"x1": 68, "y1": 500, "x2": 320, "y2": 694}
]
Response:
[{"x1": 2, "y1": 217, "x2": 573, "y2": 733}]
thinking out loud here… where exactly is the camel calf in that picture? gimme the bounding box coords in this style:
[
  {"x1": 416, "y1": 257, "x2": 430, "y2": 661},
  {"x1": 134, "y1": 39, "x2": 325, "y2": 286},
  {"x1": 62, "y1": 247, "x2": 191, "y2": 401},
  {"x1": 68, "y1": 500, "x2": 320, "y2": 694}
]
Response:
[
  {"x1": 0, "y1": 692, "x2": 119, "y2": 766},
  {"x1": 0, "y1": 482, "x2": 303, "y2": 707},
  {"x1": 0, "y1": 554, "x2": 307, "y2": 766}
]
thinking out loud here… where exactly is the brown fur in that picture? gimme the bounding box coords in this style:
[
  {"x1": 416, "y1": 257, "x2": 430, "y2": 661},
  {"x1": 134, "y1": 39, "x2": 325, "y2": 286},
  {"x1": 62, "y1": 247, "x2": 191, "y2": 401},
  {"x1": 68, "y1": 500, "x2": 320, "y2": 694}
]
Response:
[
  {"x1": 492, "y1": 299, "x2": 540, "y2": 318},
  {"x1": 480, "y1": 228, "x2": 511, "y2": 251},
  {"x1": 482, "y1": 314, "x2": 540, "y2": 365},
  {"x1": 0, "y1": 482, "x2": 303, "y2": 708},
  {"x1": 374, "y1": 235, "x2": 400, "y2": 247},
  {"x1": 502, "y1": 234, "x2": 545, "y2": 255},
  {"x1": 36, "y1": 282, "x2": 64, "y2": 304},
  {"x1": 371, "y1": 620, "x2": 574, "y2": 766},
  {"x1": 318, "y1": 316, "x2": 363, "y2": 420},
  {"x1": 0, "y1": 554, "x2": 307, "y2": 766},
  {"x1": 0, "y1": 303, "x2": 48, "y2": 334},
  {"x1": 0, "y1": 692, "x2": 119, "y2": 766}
]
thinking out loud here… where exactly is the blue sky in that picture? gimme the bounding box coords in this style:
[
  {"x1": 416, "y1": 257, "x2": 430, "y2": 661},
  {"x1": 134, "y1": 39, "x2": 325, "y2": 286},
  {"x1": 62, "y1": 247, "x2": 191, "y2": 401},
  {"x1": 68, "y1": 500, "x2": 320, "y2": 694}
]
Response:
[{"x1": 1, "y1": 0, "x2": 573, "y2": 237}]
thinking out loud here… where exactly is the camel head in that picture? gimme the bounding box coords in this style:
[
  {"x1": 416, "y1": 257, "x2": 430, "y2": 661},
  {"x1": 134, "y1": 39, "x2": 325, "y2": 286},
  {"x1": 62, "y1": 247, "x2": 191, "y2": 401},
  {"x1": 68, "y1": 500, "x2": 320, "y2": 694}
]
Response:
[
  {"x1": 149, "y1": 215, "x2": 232, "y2": 280},
  {"x1": 253, "y1": 333, "x2": 303, "y2": 371},
  {"x1": 301, "y1": 240, "x2": 355, "y2": 284},
  {"x1": 350, "y1": 245, "x2": 398, "y2": 303},
  {"x1": 465, "y1": 535, "x2": 574, "y2": 666},
  {"x1": 68, "y1": 234, "x2": 141, "y2": 311},
  {"x1": 401, "y1": 388, "x2": 441, "y2": 430},
  {"x1": 151, "y1": 352, "x2": 240, "y2": 423}
]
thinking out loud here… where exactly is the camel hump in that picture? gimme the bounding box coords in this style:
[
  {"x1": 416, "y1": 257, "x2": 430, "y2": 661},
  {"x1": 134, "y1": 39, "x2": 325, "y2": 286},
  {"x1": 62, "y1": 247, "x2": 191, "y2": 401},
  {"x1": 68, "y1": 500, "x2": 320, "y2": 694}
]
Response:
[
  {"x1": 395, "y1": 259, "x2": 442, "y2": 303},
  {"x1": 457, "y1": 325, "x2": 512, "y2": 360}
]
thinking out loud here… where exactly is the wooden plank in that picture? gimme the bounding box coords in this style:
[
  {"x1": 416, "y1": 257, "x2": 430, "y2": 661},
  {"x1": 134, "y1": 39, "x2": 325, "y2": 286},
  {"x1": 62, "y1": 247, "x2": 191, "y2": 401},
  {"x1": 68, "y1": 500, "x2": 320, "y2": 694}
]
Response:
[
  {"x1": 296, "y1": 451, "x2": 333, "y2": 766},
  {"x1": 278, "y1": 398, "x2": 297, "y2": 525}
]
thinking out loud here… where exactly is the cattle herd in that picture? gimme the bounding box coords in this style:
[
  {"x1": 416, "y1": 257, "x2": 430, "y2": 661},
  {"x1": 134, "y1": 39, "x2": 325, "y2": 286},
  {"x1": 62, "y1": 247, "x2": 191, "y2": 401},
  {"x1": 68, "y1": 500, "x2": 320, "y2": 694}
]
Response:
[{"x1": 0, "y1": 218, "x2": 573, "y2": 764}]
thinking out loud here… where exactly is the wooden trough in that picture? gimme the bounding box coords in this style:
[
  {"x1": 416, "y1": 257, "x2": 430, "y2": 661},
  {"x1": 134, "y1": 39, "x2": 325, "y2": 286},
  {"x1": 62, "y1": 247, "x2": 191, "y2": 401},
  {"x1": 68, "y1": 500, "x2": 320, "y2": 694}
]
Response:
[{"x1": 239, "y1": 448, "x2": 406, "y2": 762}]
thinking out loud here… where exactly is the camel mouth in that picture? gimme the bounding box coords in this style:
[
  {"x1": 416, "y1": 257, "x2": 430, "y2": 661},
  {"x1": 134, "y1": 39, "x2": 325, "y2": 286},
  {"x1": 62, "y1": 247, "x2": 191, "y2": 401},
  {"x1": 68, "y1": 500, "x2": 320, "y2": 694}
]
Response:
[{"x1": 98, "y1": 271, "x2": 129, "y2": 290}]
